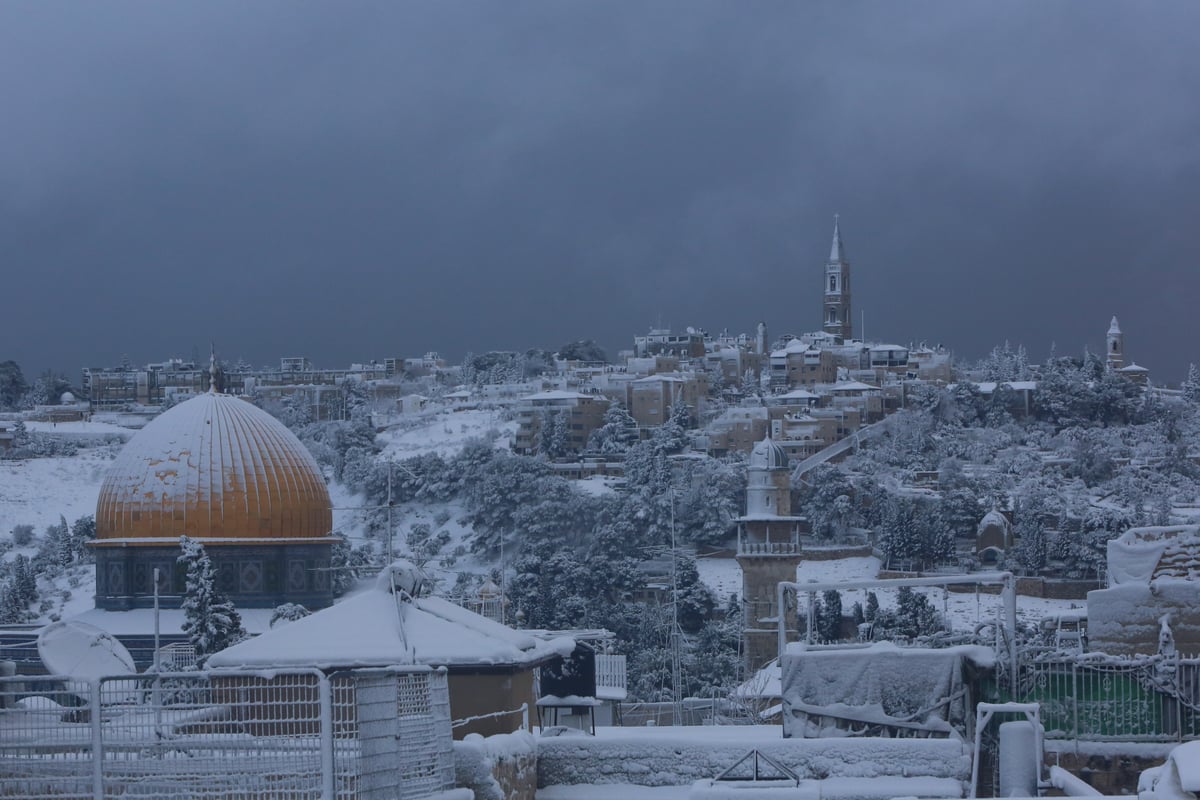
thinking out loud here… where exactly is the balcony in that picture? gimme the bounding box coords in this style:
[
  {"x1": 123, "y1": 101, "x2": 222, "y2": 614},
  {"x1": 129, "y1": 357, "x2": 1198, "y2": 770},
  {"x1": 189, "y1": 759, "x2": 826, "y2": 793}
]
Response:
[
  {"x1": 738, "y1": 541, "x2": 802, "y2": 556},
  {"x1": 595, "y1": 654, "x2": 628, "y2": 701}
]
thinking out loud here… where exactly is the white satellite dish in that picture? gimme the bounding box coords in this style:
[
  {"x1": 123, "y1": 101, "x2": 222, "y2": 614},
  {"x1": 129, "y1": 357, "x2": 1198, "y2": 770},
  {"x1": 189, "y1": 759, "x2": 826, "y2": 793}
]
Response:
[{"x1": 37, "y1": 621, "x2": 137, "y2": 683}]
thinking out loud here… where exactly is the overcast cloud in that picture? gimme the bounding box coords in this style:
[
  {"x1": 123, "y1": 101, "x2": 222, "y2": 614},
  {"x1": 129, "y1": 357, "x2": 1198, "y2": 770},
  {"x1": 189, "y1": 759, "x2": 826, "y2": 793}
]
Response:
[{"x1": 2, "y1": 1, "x2": 1197, "y2": 380}]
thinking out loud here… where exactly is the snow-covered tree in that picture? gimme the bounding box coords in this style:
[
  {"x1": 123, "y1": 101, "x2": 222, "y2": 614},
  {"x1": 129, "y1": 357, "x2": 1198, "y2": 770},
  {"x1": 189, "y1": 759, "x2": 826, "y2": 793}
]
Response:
[
  {"x1": 0, "y1": 360, "x2": 27, "y2": 411},
  {"x1": 1183, "y1": 364, "x2": 1200, "y2": 405},
  {"x1": 587, "y1": 403, "x2": 638, "y2": 453},
  {"x1": 817, "y1": 589, "x2": 843, "y2": 642},
  {"x1": 270, "y1": 603, "x2": 310, "y2": 628},
  {"x1": 178, "y1": 536, "x2": 244, "y2": 661}
]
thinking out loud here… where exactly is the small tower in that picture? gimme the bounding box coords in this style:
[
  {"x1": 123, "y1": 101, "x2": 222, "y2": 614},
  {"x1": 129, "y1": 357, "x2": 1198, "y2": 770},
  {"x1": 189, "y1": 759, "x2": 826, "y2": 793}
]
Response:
[
  {"x1": 823, "y1": 215, "x2": 853, "y2": 341},
  {"x1": 756, "y1": 321, "x2": 769, "y2": 356},
  {"x1": 736, "y1": 437, "x2": 803, "y2": 672},
  {"x1": 1106, "y1": 316, "x2": 1124, "y2": 371}
]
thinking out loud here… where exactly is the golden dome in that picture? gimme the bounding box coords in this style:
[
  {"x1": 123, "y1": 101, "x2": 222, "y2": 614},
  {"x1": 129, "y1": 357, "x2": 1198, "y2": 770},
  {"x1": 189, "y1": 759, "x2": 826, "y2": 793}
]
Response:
[{"x1": 95, "y1": 392, "x2": 332, "y2": 543}]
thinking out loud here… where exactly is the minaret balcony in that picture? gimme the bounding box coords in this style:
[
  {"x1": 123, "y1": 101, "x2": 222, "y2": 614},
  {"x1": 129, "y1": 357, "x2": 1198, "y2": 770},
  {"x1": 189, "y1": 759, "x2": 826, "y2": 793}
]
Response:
[{"x1": 738, "y1": 540, "x2": 802, "y2": 556}]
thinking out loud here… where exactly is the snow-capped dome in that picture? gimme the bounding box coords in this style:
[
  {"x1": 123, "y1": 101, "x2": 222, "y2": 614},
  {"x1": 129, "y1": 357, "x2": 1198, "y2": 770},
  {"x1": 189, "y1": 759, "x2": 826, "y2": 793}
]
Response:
[
  {"x1": 60, "y1": 391, "x2": 76, "y2": 404},
  {"x1": 977, "y1": 510, "x2": 1010, "y2": 536},
  {"x1": 95, "y1": 392, "x2": 332, "y2": 542},
  {"x1": 749, "y1": 437, "x2": 789, "y2": 470}
]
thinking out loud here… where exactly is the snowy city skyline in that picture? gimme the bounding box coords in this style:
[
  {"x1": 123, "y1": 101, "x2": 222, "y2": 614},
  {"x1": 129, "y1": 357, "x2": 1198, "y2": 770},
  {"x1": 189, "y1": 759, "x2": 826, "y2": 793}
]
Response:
[{"x1": 2, "y1": 2, "x2": 1198, "y2": 381}]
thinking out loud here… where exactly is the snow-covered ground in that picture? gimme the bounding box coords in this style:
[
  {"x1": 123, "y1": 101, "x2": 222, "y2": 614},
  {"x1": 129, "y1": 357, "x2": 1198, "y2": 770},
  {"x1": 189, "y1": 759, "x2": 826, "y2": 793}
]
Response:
[
  {"x1": 377, "y1": 408, "x2": 516, "y2": 459},
  {"x1": 0, "y1": 446, "x2": 119, "y2": 535}
]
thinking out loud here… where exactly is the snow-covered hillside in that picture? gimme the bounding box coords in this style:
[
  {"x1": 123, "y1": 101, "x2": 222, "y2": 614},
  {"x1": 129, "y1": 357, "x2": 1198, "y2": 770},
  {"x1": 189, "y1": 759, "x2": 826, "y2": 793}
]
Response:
[{"x1": 0, "y1": 446, "x2": 119, "y2": 535}]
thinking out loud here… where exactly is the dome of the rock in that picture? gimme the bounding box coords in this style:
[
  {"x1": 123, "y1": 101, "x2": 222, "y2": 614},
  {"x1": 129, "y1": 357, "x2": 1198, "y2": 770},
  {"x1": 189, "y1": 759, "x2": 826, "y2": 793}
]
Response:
[
  {"x1": 96, "y1": 392, "x2": 331, "y2": 542},
  {"x1": 92, "y1": 391, "x2": 335, "y2": 610}
]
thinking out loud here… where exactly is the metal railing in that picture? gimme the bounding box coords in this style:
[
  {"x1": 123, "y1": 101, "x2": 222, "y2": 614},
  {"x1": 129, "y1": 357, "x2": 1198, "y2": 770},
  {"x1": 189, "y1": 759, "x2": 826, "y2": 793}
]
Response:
[
  {"x1": 1020, "y1": 654, "x2": 1200, "y2": 742},
  {"x1": 739, "y1": 541, "x2": 802, "y2": 556},
  {"x1": 0, "y1": 666, "x2": 454, "y2": 800},
  {"x1": 595, "y1": 654, "x2": 627, "y2": 700}
]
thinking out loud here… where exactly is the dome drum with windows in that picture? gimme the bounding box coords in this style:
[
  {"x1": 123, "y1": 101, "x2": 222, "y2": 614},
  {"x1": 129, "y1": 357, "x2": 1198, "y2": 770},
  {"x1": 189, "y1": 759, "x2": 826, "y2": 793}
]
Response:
[{"x1": 91, "y1": 391, "x2": 336, "y2": 611}]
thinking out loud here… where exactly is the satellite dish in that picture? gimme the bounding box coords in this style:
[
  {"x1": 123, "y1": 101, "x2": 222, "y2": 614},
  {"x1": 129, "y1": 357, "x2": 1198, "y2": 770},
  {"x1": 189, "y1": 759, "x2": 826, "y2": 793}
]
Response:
[{"x1": 38, "y1": 621, "x2": 136, "y2": 682}]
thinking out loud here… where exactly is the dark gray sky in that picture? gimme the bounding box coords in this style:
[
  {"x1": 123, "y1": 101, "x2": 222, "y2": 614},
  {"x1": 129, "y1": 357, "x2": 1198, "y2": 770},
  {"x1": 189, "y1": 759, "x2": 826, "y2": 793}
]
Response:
[{"x1": 2, "y1": 2, "x2": 1198, "y2": 382}]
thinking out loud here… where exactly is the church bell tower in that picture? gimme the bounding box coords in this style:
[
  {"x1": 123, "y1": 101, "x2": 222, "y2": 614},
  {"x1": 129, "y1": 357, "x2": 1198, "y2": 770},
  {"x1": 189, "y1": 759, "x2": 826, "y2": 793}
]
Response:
[
  {"x1": 823, "y1": 215, "x2": 853, "y2": 341},
  {"x1": 1106, "y1": 316, "x2": 1124, "y2": 371}
]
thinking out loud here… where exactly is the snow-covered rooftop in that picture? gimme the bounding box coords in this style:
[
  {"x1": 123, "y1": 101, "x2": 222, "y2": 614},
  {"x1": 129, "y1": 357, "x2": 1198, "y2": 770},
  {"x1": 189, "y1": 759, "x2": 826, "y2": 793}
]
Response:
[{"x1": 208, "y1": 563, "x2": 575, "y2": 670}]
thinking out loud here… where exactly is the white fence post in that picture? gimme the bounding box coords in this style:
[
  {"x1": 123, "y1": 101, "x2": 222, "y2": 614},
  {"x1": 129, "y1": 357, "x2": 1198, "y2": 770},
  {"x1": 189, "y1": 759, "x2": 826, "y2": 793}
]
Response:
[
  {"x1": 90, "y1": 680, "x2": 104, "y2": 800},
  {"x1": 319, "y1": 673, "x2": 335, "y2": 800}
]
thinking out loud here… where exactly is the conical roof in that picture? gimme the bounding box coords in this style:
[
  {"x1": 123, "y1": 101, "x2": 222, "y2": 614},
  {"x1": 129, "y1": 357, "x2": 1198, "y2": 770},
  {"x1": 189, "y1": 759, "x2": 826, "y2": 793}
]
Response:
[
  {"x1": 95, "y1": 392, "x2": 332, "y2": 542},
  {"x1": 829, "y1": 214, "x2": 846, "y2": 262}
]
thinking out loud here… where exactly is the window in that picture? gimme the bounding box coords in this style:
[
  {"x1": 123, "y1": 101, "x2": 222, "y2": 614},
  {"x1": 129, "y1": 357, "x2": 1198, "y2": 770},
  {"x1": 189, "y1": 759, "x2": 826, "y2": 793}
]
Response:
[{"x1": 829, "y1": 275, "x2": 837, "y2": 291}]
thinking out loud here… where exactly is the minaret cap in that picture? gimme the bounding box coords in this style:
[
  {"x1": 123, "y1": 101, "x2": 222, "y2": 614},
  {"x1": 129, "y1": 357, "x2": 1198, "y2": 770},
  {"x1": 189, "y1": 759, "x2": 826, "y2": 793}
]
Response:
[{"x1": 1108, "y1": 316, "x2": 1122, "y2": 335}]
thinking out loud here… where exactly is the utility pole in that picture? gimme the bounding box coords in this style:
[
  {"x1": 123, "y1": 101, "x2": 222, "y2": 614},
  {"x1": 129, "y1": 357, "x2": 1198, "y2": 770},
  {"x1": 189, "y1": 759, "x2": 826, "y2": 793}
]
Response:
[
  {"x1": 385, "y1": 461, "x2": 393, "y2": 566},
  {"x1": 671, "y1": 492, "x2": 682, "y2": 726}
]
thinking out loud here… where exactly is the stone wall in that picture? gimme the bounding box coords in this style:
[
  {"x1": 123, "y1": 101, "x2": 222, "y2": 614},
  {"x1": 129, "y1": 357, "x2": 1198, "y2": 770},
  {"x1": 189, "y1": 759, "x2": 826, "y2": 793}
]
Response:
[
  {"x1": 1088, "y1": 581, "x2": 1200, "y2": 656},
  {"x1": 1044, "y1": 741, "x2": 1175, "y2": 795},
  {"x1": 454, "y1": 731, "x2": 537, "y2": 800}
]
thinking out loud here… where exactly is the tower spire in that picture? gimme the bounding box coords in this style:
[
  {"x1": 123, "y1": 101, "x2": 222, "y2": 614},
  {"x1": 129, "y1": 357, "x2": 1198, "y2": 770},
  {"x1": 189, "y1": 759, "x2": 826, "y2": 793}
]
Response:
[
  {"x1": 209, "y1": 343, "x2": 218, "y2": 394},
  {"x1": 830, "y1": 213, "x2": 845, "y2": 262}
]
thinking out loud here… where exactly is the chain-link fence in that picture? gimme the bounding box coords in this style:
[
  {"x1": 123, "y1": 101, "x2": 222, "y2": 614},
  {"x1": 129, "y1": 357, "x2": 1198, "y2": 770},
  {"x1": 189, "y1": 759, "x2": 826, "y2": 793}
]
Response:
[{"x1": 0, "y1": 666, "x2": 454, "y2": 800}]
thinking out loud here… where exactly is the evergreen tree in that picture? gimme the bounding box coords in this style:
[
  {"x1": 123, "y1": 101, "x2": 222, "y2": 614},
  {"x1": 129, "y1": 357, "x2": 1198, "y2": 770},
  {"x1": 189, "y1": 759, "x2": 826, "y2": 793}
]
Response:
[
  {"x1": 1183, "y1": 364, "x2": 1200, "y2": 405},
  {"x1": 536, "y1": 408, "x2": 570, "y2": 459},
  {"x1": 864, "y1": 591, "x2": 879, "y2": 622},
  {"x1": 587, "y1": 403, "x2": 639, "y2": 453},
  {"x1": 1013, "y1": 500, "x2": 1048, "y2": 574},
  {"x1": 0, "y1": 361, "x2": 27, "y2": 411},
  {"x1": 70, "y1": 515, "x2": 96, "y2": 562},
  {"x1": 818, "y1": 589, "x2": 843, "y2": 642},
  {"x1": 178, "y1": 536, "x2": 244, "y2": 661}
]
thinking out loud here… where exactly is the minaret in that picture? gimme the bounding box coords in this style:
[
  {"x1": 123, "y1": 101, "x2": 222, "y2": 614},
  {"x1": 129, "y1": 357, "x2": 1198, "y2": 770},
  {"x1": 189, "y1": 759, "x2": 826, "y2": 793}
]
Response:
[
  {"x1": 736, "y1": 437, "x2": 802, "y2": 672},
  {"x1": 823, "y1": 214, "x2": 853, "y2": 341},
  {"x1": 1106, "y1": 316, "x2": 1124, "y2": 371}
]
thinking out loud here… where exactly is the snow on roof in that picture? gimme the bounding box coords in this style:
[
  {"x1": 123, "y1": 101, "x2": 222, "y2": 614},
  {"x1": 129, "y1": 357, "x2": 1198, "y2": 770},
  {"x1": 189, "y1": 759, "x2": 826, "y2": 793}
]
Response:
[
  {"x1": 978, "y1": 510, "x2": 1010, "y2": 533},
  {"x1": 208, "y1": 567, "x2": 574, "y2": 670},
  {"x1": 1107, "y1": 525, "x2": 1200, "y2": 585},
  {"x1": 829, "y1": 381, "x2": 878, "y2": 392},
  {"x1": 777, "y1": 389, "x2": 819, "y2": 400},
  {"x1": 1118, "y1": 363, "x2": 1149, "y2": 373},
  {"x1": 521, "y1": 390, "x2": 594, "y2": 401},
  {"x1": 1109, "y1": 316, "x2": 1122, "y2": 335},
  {"x1": 973, "y1": 381, "x2": 1038, "y2": 393},
  {"x1": 867, "y1": 344, "x2": 906, "y2": 351},
  {"x1": 631, "y1": 374, "x2": 683, "y2": 384},
  {"x1": 732, "y1": 659, "x2": 781, "y2": 699},
  {"x1": 770, "y1": 340, "x2": 819, "y2": 358}
]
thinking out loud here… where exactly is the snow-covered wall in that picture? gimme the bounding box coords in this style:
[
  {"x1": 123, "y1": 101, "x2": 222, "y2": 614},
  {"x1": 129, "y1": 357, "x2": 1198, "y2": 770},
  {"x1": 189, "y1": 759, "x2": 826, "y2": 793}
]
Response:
[
  {"x1": 536, "y1": 729, "x2": 970, "y2": 788},
  {"x1": 1088, "y1": 581, "x2": 1200, "y2": 656},
  {"x1": 455, "y1": 731, "x2": 537, "y2": 800}
]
